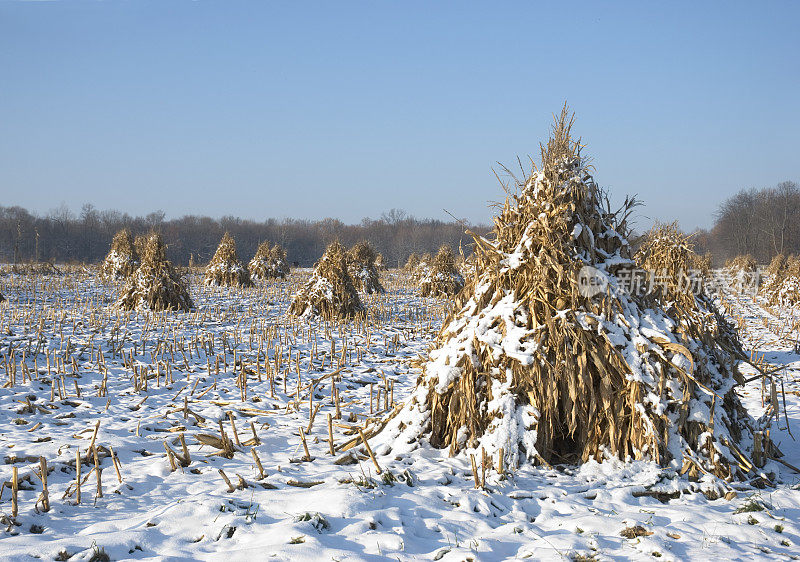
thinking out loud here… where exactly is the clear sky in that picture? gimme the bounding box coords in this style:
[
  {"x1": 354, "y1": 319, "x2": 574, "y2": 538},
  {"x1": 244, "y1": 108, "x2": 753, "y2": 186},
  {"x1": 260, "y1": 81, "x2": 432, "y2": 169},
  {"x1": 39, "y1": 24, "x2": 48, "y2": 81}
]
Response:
[{"x1": 1, "y1": 1, "x2": 798, "y2": 231}]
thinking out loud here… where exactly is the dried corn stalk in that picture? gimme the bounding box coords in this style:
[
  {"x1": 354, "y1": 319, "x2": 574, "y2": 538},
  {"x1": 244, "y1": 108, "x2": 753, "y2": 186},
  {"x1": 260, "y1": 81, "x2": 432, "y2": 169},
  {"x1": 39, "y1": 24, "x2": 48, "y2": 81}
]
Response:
[
  {"x1": 725, "y1": 254, "x2": 758, "y2": 274},
  {"x1": 134, "y1": 235, "x2": 148, "y2": 259},
  {"x1": 405, "y1": 253, "x2": 421, "y2": 272},
  {"x1": 289, "y1": 241, "x2": 364, "y2": 319},
  {"x1": 347, "y1": 241, "x2": 385, "y2": 294},
  {"x1": 765, "y1": 255, "x2": 800, "y2": 307},
  {"x1": 101, "y1": 229, "x2": 138, "y2": 281},
  {"x1": 375, "y1": 106, "x2": 756, "y2": 480},
  {"x1": 117, "y1": 233, "x2": 193, "y2": 311},
  {"x1": 419, "y1": 245, "x2": 464, "y2": 297},
  {"x1": 249, "y1": 242, "x2": 290, "y2": 280},
  {"x1": 205, "y1": 232, "x2": 253, "y2": 288}
]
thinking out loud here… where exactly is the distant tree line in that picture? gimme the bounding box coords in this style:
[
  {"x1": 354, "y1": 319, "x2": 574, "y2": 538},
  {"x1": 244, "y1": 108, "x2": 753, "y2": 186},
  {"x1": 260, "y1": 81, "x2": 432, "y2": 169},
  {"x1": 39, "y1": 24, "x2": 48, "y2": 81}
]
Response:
[
  {"x1": 4, "y1": 180, "x2": 795, "y2": 269},
  {"x1": 693, "y1": 181, "x2": 800, "y2": 265},
  {"x1": 0, "y1": 204, "x2": 487, "y2": 268}
]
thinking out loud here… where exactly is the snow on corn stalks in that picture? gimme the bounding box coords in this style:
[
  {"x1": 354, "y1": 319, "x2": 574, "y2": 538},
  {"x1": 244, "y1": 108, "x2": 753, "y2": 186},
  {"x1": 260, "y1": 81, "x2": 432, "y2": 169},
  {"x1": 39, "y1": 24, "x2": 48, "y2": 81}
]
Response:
[
  {"x1": 101, "y1": 229, "x2": 139, "y2": 281},
  {"x1": 248, "y1": 242, "x2": 290, "y2": 280},
  {"x1": 764, "y1": 254, "x2": 800, "y2": 307},
  {"x1": 419, "y1": 245, "x2": 465, "y2": 297},
  {"x1": 204, "y1": 232, "x2": 254, "y2": 288},
  {"x1": 117, "y1": 232, "x2": 193, "y2": 311},
  {"x1": 375, "y1": 106, "x2": 758, "y2": 481},
  {"x1": 762, "y1": 253, "x2": 789, "y2": 298},
  {"x1": 409, "y1": 252, "x2": 433, "y2": 283},
  {"x1": 347, "y1": 241, "x2": 385, "y2": 295},
  {"x1": 289, "y1": 241, "x2": 363, "y2": 319}
]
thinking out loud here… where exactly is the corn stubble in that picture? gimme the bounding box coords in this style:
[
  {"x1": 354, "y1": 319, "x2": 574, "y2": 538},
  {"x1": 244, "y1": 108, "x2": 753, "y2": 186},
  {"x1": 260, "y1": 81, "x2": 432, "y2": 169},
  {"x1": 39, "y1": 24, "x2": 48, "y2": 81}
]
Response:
[{"x1": 376, "y1": 106, "x2": 758, "y2": 480}]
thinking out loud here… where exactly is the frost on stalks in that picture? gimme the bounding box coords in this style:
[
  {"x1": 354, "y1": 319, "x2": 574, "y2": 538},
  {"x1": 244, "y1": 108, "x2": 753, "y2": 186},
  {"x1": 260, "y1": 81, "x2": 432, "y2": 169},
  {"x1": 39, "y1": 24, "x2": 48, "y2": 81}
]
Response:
[
  {"x1": 248, "y1": 242, "x2": 290, "y2": 281},
  {"x1": 116, "y1": 232, "x2": 193, "y2": 312},
  {"x1": 101, "y1": 229, "x2": 139, "y2": 281},
  {"x1": 375, "y1": 105, "x2": 757, "y2": 481},
  {"x1": 204, "y1": 232, "x2": 254, "y2": 288},
  {"x1": 289, "y1": 241, "x2": 364, "y2": 320},
  {"x1": 346, "y1": 241, "x2": 385, "y2": 295},
  {"x1": 419, "y1": 245, "x2": 465, "y2": 297}
]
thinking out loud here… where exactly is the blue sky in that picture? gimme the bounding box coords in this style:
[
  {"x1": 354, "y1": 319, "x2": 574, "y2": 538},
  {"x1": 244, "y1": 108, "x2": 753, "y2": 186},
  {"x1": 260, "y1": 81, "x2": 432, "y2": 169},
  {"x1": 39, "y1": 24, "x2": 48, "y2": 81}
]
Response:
[{"x1": 1, "y1": 1, "x2": 798, "y2": 230}]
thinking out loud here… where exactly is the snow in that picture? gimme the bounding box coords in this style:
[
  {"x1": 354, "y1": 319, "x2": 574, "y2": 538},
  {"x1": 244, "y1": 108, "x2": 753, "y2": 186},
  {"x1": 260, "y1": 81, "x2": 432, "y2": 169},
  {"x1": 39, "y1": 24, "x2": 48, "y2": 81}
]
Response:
[{"x1": 0, "y1": 269, "x2": 798, "y2": 560}]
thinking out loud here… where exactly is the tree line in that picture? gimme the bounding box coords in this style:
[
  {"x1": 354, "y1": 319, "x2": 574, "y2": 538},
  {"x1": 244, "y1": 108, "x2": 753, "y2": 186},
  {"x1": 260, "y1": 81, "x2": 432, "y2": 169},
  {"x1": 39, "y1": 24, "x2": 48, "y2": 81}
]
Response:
[
  {"x1": 0, "y1": 204, "x2": 486, "y2": 268},
  {"x1": 693, "y1": 181, "x2": 800, "y2": 265},
  {"x1": 3, "y1": 180, "x2": 796, "y2": 269}
]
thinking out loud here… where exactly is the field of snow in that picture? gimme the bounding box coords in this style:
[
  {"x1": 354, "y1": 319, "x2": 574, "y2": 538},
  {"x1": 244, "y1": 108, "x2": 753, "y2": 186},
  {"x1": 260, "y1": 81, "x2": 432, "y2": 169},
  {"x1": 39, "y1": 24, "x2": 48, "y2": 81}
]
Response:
[{"x1": 0, "y1": 269, "x2": 798, "y2": 561}]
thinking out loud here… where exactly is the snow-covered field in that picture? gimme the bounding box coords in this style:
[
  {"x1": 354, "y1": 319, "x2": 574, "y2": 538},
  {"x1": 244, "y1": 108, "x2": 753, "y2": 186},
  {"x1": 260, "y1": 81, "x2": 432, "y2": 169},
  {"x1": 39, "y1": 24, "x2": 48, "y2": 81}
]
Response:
[{"x1": 0, "y1": 269, "x2": 798, "y2": 561}]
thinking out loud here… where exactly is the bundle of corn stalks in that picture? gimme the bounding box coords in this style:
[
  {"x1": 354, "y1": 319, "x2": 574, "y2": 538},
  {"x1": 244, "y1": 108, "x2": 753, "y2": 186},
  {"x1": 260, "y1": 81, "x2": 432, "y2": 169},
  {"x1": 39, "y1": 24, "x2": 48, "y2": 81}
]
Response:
[
  {"x1": 694, "y1": 252, "x2": 713, "y2": 278},
  {"x1": 205, "y1": 232, "x2": 254, "y2": 288},
  {"x1": 375, "y1": 106, "x2": 757, "y2": 480},
  {"x1": 101, "y1": 229, "x2": 139, "y2": 281},
  {"x1": 134, "y1": 235, "x2": 148, "y2": 259},
  {"x1": 635, "y1": 224, "x2": 744, "y2": 351},
  {"x1": 346, "y1": 241, "x2": 385, "y2": 294},
  {"x1": 725, "y1": 254, "x2": 761, "y2": 293},
  {"x1": 248, "y1": 242, "x2": 290, "y2": 280},
  {"x1": 117, "y1": 233, "x2": 193, "y2": 311},
  {"x1": 760, "y1": 254, "x2": 790, "y2": 302},
  {"x1": 410, "y1": 252, "x2": 433, "y2": 282},
  {"x1": 766, "y1": 255, "x2": 800, "y2": 307},
  {"x1": 725, "y1": 254, "x2": 758, "y2": 274},
  {"x1": 419, "y1": 245, "x2": 465, "y2": 297},
  {"x1": 405, "y1": 253, "x2": 421, "y2": 272},
  {"x1": 375, "y1": 252, "x2": 387, "y2": 271},
  {"x1": 289, "y1": 241, "x2": 364, "y2": 319},
  {"x1": 634, "y1": 222, "x2": 708, "y2": 307}
]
